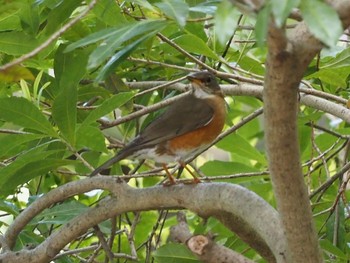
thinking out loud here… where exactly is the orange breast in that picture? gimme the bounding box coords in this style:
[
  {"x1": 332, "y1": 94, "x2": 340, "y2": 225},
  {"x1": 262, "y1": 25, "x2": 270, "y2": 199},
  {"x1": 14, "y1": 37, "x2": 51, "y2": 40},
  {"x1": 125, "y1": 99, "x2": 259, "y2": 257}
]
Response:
[{"x1": 168, "y1": 95, "x2": 226, "y2": 152}]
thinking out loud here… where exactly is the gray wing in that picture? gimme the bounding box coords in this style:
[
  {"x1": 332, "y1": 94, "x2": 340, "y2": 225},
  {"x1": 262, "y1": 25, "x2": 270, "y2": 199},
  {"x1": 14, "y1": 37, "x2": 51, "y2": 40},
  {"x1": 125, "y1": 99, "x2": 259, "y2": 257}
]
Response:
[{"x1": 122, "y1": 94, "x2": 214, "y2": 154}]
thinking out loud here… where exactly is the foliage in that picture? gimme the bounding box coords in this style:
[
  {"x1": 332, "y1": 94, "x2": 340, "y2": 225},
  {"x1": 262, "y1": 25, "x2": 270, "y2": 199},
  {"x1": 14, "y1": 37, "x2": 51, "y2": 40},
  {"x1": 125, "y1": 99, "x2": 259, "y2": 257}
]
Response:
[{"x1": 0, "y1": 0, "x2": 349, "y2": 262}]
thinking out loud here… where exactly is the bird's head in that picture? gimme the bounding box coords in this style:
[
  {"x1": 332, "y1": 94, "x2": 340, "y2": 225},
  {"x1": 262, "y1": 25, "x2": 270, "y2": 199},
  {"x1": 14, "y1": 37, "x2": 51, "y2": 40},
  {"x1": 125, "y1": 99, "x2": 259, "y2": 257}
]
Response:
[{"x1": 187, "y1": 71, "x2": 222, "y2": 99}]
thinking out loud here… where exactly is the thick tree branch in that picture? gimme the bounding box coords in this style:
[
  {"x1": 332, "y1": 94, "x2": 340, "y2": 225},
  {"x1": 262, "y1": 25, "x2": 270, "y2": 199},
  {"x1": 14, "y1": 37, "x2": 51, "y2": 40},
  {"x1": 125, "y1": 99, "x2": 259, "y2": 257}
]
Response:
[
  {"x1": 263, "y1": 1, "x2": 350, "y2": 262},
  {"x1": 2, "y1": 180, "x2": 287, "y2": 263}
]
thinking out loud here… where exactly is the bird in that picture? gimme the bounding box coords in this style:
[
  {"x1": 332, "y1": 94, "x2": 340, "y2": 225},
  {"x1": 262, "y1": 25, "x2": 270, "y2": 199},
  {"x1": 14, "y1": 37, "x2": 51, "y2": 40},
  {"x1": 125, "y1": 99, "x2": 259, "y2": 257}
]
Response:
[{"x1": 89, "y1": 71, "x2": 227, "y2": 183}]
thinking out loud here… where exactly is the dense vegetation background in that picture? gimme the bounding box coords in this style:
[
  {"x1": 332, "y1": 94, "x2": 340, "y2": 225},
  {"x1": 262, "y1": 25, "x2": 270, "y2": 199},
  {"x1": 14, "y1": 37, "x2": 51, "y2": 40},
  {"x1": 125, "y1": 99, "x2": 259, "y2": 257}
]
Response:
[{"x1": 0, "y1": 0, "x2": 350, "y2": 262}]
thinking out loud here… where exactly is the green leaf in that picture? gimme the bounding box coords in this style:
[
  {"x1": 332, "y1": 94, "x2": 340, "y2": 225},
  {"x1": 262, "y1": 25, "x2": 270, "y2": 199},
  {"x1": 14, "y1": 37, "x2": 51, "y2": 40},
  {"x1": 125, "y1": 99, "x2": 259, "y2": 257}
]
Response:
[
  {"x1": 44, "y1": 0, "x2": 81, "y2": 34},
  {"x1": 173, "y1": 34, "x2": 218, "y2": 59},
  {"x1": 0, "y1": 2, "x2": 22, "y2": 31},
  {"x1": 125, "y1": 0, "x2": 156, "y2": 11},
  {"x1": 54, "y1": 45, "x2": 88, "y2": 89},
  {"x1": 321, "y1": 47, "x2": 350, "y2": 69},
  {"x1": 306, "y1": 66, "x2": 350, "y2": 87},
  {"x1": 0, "y1": 146, "x2": 71, "y2": 197},
  {"x1": 82, "y1": 92, "x2": 134, "y2": 125},
  {"x1": 52, "y1": 46, "x2": 87, "y2": 145},
  {"x1": 96, "y1": 31, "x2": 159, "y2": 81},
  {"x1": 33, "y1": 201, "x2": 88, "y2": 225},
  {"x1": 217, "y1": 133, "x2": 267, "y2": 165},
  {"x1": 86, "y1": 20, "x2": 167, "y2": 70},
  {"x1": 0, "y1": 31, "x2": 39, "y2": 55},
  {"x1": 214, "y1": 0, "x2": 240, "y2": 44},
  {"x1": 325, "y1": 201, "x2": 346, "y2": 251},
  {"x1": 300, "y1": 0, "x2": 343, "y2": 47},
  {"x1": 200, "y1": 161, "x2": 259, "y2": 175},
  {"x1": 93, "y1": 0, "x2": 127, "y2": 26},
  {"x1": 255, "y1": 4, "x2": 270, "y2": 47},
  {"x1": 0, "y1": 97, "x2": 56, "y2": 136},
  {"x1": 271, "y1": 0, "x2": 299, "y2": 27},
  {"x1": 320, "y1": 239, "x2": 346, "y2": 259},
  {"x1": 0, "y1": 133, "x2": 47, "y2": 158},
  {"x1": 0, "y1": 200, "x2": 19, "y2": 216},
  {"x1": 76, "y1": 125, "x2": 107, "y2": 152},
  {"x1": 153, "y1": 244, "x2": 199, "y2": 263},
  {"x1": 52, "y1": 84, "x2": 77, "y2": 145},
  {"x1": 156, "y1": 0, "x2": 189, "y2": 27},
  {"x1": 19, "y1": 0, "x2": 40, "y2": 34},
  {"x1": 0, "y1": 65, "x2": 34, "y2": 82}
]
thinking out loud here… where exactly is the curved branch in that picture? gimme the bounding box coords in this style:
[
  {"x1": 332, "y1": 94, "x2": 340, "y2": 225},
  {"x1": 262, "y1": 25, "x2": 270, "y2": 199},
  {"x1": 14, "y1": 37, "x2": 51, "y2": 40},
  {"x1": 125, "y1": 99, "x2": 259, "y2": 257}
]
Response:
[{"x1": 2, "y1": 179, "x2": 287, "y2": 263}]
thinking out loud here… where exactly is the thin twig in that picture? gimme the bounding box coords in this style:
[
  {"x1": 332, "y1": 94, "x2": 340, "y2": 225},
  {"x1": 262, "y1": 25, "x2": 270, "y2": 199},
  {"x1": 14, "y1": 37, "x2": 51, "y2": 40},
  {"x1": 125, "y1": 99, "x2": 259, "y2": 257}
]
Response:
[
  {"x1": 98, "y1": 91, "x2": 191, "y2": 129},
  {"x1": 309, "y1": 162, "x2": 350, "y2": 199}
]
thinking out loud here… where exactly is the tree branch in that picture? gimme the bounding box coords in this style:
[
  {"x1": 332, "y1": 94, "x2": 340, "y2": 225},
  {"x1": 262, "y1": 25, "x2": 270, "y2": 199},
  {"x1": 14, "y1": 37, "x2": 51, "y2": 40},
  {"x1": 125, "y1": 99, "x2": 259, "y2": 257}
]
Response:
[
  {"x1": 2, "y1": 180, "x2": 288, "y2": 263},
  {"x1": 262, "y1": 1, "x2": 350, "y2": 262}
]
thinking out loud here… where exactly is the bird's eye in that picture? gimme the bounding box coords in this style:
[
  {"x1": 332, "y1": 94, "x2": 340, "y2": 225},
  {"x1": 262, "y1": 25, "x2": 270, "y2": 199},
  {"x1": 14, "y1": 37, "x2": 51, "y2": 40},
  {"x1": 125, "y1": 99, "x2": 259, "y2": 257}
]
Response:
[{"x1": 206, "y1": 77, "x2": 212, "y2": 83}]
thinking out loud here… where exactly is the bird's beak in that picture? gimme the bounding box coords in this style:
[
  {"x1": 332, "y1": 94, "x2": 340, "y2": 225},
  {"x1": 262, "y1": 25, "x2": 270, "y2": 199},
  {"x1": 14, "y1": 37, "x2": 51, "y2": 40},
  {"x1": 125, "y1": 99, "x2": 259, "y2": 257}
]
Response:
[{"x1": 187, "y1": 73, "x2": 203, "y2": 86}]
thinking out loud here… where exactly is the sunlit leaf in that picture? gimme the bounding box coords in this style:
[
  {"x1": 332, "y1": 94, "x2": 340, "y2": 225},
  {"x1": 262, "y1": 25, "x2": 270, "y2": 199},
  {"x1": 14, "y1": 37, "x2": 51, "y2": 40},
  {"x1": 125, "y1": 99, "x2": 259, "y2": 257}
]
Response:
[
  {"x1": 271, "y1": 0, "x2": 299, "y2": 27},
  {"x1": 0, "y1": 97, "x2": 56, "y2": 137},
  {"x1": 255, "y1": 4, "x2": 270, "y2": 46},
  {"x1": 0, "y1": 65, "x2": 34, "y2": 82},
  {"x1": 300, "y1": 0, "x2": 343, "y2": 47},
  {"x1": 214, "y1": 0, "x2": 240, "y2": 45},
  {"x1": 86, "y1": 20, "x2": 167, "y2": 70},
  {"x1": 82, "y1": 92, "x2": 134, "y2": 125},
  {"x1": 0, "y1": 31, "x2": 39, "y2": 55},
  {"x1": 156, "y1": 0, "x2": 189, "y2": 27},
  {"x1": 173, "y1": 34, "x2": 218, "y2": 59},
  {"x1": 320, "y1": 47, "x2": 350, "y2": 69},
  {"x1": 153, "y1": 243, "x2": 199, "y2": 263},
  {"x1": 96, "y1": 31, "x2": 159, "y2": 81}
]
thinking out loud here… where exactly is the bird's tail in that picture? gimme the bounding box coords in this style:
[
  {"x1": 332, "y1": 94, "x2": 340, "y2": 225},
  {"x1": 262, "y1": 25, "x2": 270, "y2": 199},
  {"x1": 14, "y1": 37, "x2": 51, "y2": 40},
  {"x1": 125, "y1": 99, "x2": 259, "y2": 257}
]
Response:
[{"x1": 89, "y1": 148, "x2": 131, "y2": 177}]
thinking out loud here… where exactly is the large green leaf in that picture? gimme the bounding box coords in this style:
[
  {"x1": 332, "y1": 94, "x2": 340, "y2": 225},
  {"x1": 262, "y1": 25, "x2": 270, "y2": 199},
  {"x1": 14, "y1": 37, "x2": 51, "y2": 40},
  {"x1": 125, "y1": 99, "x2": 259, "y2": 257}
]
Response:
[
  {"x1": 92, "y1": 0, "x2": 127, "y2": 26},
  {"x1": 33, "y1": 201, "x2": 88, "y2": 225},
  {"x1": 54, "y1": 45, "x2": 88, "y2": 89},
  {"x1": 0, "y1": 2, "x2": 21, "y2": 31},
  {"x1": 19, "y1": 1, "x2": 40, "y2": 34},
  {"x1": 217, "y1": 133, "x2": 267, "y2": 165},
  {"x1": 153, "y1": 243, "x2": 199, "y2": 263},
  {"x1": 0, "y1": 133, "x2": 47, "y2": 158},
  {"x1": 255, "y1": 4, "x2": 270, "y2": 46},
  {"x1": 271, "y1": 0, "x2": 299, "y2": 27},
  {"x1": 88, "y1": 20, "x2": 167, "y2": 70},
  {"x1": 321, "y1": 47, "x2": 350, "y2": 69},
  {"x1": 0, "y1": 97, "x2": 56, "y2": 136},
  {"x1": 300, "y1": 0, "x2": 343, "y2": 47},
  {"x1": 52, "y1": 84, "x2": 77, "y2": 145},
  {"x1": 76, "y1": 125, "x2": 107, "y2": 152},
  {"x1": 306, "y1": 66, "x2": 350, "y2": 87},
  {"x1": 96, "y1": 31, "x2": 159, "y2": 81},
  {"x1": 0, "y1": 31, "x2": 39, "y2": 55},
  {"x1": 214, "y1": 0, "x2": 240, "y2": 45},
  {"x1": 82, "y1": 92, "x2": 134, "y2": 125},
  {"x1": 0, "y1": 159, "x2": 74, "y2": 197},
  {"x1": 65, "y1": 20, "x2": 166, "y2": 69},
  {"x1": 44, "y1": 0, "x2": 81, "y2": 34},
  {"x1": 125, "y1": 0, "x2": 156, "y2": 11},
  {"x1": 0, "y1": 145, "x2": 70, "y2": 196},
  {"x1": 200, "y1": 160, "x2": 259, "y2": 176},
  {"x1": 155, "y1": 0, "x2": 189, "y2": 27},
  {"x1": 173, "y1": 34, "x2": 218, "y2": 59},
  {"x1": 52, "y1": 46, "x2": 87, "y2": 145}
]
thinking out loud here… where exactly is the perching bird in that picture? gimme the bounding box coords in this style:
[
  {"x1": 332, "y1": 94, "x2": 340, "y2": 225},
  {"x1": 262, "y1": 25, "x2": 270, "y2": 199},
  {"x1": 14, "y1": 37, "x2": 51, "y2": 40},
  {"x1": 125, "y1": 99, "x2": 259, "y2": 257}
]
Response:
[{"x1": 90, "y1": 71, "x2": 226, "y2": 183}]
